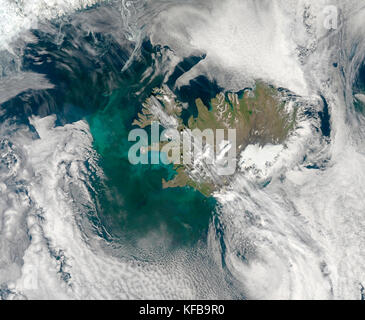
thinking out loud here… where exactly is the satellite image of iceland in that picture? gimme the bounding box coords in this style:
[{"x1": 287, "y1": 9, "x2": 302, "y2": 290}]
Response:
[{"x1": 0, "y1": 0, "x2": 365, "y2": 303}]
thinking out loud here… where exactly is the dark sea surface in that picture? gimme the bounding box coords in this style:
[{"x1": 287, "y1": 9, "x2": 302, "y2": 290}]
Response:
[{"x1": 1, "y1": 9, "x2": 217, "y2": 259}]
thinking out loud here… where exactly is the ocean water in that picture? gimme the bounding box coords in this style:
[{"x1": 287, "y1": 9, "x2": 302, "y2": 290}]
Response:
[
  {"x1": 3, "y1": 14, "x2": 217, "y2": 258},
  {"x1": 87, "y1": 82, "x2": 217, "y2": 257}
]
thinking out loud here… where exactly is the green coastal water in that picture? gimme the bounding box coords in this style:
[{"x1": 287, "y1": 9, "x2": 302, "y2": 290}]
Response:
[
  {"x1": 20, "y1": 27, "x2": 217, "y2": 255},
  {"x1": 86, "y1": 73, "x2": 216, "y2": 255}
]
